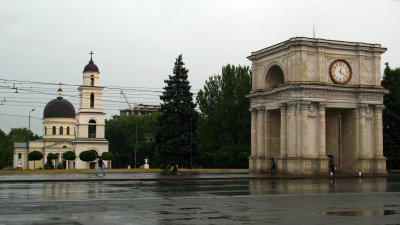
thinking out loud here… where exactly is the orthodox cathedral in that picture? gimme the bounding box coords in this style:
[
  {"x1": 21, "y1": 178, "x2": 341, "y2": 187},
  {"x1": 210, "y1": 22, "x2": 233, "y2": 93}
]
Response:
[{"x1": 13, "y1": 54, "x2": 109, "y2": 169}]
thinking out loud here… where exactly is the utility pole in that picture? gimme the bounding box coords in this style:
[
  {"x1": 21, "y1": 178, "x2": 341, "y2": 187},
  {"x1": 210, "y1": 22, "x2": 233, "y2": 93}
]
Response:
[{"x1": 27, "y1": 109, "x2": 35, "y2": 170}]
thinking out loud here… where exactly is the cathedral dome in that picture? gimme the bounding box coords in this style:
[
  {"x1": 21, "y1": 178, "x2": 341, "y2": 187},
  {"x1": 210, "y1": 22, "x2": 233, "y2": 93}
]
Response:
[
  {"x1": 83, "y1": 59, "x2": 99, "y2": 72},
  {"x1": 43, "y1": 97, "x2": 76, "y2": 119}
]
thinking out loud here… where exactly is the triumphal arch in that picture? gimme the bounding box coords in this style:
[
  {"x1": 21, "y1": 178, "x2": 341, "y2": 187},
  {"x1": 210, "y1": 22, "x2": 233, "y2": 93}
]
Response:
[{"x1": 247, "y1": 37, "x2": 387, "y2": 175}]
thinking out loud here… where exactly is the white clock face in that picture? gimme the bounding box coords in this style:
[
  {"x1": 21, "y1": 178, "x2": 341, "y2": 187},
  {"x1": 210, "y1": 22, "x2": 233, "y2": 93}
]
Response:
[{"x1": 329, "y1": 59, "x2": 352, "y2": 84}]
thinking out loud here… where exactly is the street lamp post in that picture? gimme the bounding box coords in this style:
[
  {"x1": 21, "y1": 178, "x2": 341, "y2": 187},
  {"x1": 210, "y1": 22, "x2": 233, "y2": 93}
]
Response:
[
  {"x1": 135, "y1": 116, "x2": 137, "y2": 168},
  {"x1": 27, "y1": 109, "x2": 35, "y2": 170}
]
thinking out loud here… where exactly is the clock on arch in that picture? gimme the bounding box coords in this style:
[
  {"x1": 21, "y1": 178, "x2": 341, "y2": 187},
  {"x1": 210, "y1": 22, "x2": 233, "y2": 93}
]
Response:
[{"x1": 329, "y1": 59, "x2": 352, "y2": 84}]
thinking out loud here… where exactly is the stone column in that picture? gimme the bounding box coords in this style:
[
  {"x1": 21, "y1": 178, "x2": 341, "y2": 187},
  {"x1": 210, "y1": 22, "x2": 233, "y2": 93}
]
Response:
[
  {"x1": 13, "y1": 153, "x2": 18, "y2": 168},
  {"x1": 374, "y1": 105, "x2": 385, "y2": 157},
  {"x1": 358, "y1": 104, "x2": 368, "y2": 158},
  {"x1": 264, "y1": 109, "x2": 270, "y2": 157},
  {"x1": 58, "y1": 153, "x2": 62, "y2": 165},
  {"x1": 22, "y1": 154, "x2": 25, "y2": 169},
  {"x1": 287, "y1": 102, "x2": 297, "y2": 157},
  {"x1": 301, "y1": 101, "x2": 311, "y2": 157},
  {"x1": 318, "y1": 103, "x2": 326, "y2": 157},
  {"x1": 250, "y1": 108, "x2": 257, "y2": 157},
  {"x1": 280, "y1": 103, "x2": 287, "y2": 157},
  {"x1": 256, "y1": 107, "x2": 265, "y2": 157}
]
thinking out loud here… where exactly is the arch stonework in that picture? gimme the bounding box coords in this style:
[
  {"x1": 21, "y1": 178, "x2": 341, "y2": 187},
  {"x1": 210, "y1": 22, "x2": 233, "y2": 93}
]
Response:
[
  {"x1": 265, "y1": 65, "x2": 284, "y2": 89},
  {"x1": 247, "y1": 37, "x2": 388, "y2": 175}
]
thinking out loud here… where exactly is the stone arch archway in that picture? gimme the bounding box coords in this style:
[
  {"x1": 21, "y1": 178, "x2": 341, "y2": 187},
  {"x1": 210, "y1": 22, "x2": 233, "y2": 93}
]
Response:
[{"x1": 265, "y1": 65, "x2": 284, "y2": 89}]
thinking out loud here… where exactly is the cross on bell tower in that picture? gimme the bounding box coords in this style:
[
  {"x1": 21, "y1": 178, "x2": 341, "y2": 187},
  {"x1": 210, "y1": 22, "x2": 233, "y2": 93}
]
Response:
[{"x1": 89, "y1": 51, "x2": 94, "y2": 60}]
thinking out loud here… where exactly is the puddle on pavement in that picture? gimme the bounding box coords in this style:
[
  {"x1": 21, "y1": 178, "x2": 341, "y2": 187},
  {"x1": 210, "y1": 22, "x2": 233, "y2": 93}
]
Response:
[
  {"x1": 322, "y1": 210, "x2": 396, "y2": 217},
  {"x1": 79, "y1": 215, "x2": 102, "y2": 222}
]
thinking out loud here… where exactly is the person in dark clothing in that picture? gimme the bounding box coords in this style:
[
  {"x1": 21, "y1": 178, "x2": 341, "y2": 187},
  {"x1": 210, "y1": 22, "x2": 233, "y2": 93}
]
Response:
[
  {"x1": 329, "y1": 156, "x2": 335, "y2": 175},
  {"x1": 96, "y1": 157, "x2": 106, "y2": 176},
  {"x1": 270, "y1": 158, "x2": 276, "y2": 172}
]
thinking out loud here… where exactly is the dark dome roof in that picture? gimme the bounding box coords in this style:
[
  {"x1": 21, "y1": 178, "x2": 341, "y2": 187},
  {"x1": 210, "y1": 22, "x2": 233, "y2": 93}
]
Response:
[
  {"x1": 43, "y1": 98, "x2": 76, "y2": 119},
  {"x1": 83, "y1": 59, "x2": 99, "y2": 72}
]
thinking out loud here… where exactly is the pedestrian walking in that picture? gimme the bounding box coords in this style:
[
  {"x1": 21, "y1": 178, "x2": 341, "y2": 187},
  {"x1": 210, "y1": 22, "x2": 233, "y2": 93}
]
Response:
[
  {"x1": 269, "y1": 157, "x2": 276, "y2": 172},
  {"x1": 328, "y1": 155, "x2": 335, "y2": 176},
  {"x1": 96, "y1": 157, "x2": 106, "y2": 176}
]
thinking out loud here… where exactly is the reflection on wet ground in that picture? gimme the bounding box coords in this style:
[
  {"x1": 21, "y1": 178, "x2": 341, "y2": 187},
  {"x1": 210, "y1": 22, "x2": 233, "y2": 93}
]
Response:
[
  {"x1": 0, "y1": 174, "x2": 400, "y2": 224},
  {"x1": 321, "y1": 210, "x2": 397, "y2": 216}
]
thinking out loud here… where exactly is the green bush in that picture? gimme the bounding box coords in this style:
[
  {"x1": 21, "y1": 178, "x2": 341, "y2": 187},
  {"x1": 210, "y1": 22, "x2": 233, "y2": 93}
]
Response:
[
  {"x1": 44, "y1": 161, "x2": 54, "y2": 169},
  {"x1": 118, "y1": 153, "x2": 131, "y2": 168},
  {"x1": 63, "y1": 151, "x2": 76, "y2": 161},
  {"x1": 57, "y1": 163, "x2": 64, "y2": 169},
  {"x1": 212, "y1": 145, "x2": 250, "y2": 168},
  {"x1": 46, "y1": 153, "x2": 57, "y2": 161},
  {"x1": 101, "y1": 152, "x2": 114, "y2": 161},
  {"x1": 79, "y1": 150, "x2": 96, "y2": 162},
  {"x1": 28, "y1": 151, "x2": 43, "y2": 169}
]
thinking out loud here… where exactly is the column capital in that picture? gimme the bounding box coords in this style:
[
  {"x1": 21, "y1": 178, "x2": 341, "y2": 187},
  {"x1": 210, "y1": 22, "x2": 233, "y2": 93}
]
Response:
[
  {"x1": 279, "y1": 103, "x2": 287, "y2": 111},
  {"x1": 256, "y1": 107, "x2": 265, "y2": 114},
  {"x1": 287, "y1": 102, "x2": 297, "y2": 113},
  {"x1": 301, "y1": 101, "x2": 311, "y2": 113},
  {"x1": 358, "y1": 104, "x2": 368, "y2": 114},
  {"x1": 375, "y1": 104, "x2": 385, "y2": 113},
  {"x1": 318, "y1": 102, "x2": 326, "y2": 112},
  {"x1": 249, "y1": 108, "x2": 257, "y2": 113}
]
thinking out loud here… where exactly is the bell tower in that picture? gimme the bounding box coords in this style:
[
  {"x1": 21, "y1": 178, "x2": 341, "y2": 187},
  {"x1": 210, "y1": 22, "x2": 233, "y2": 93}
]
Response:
[{"x1": 73, "y1": 51, "x2": 109, "y2": 169}]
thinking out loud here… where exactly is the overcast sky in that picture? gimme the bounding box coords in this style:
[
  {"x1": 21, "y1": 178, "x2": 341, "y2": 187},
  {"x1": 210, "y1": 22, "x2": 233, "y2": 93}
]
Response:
[{"x1": 1, "y1": 0, "x2": 399, "y2": 135}]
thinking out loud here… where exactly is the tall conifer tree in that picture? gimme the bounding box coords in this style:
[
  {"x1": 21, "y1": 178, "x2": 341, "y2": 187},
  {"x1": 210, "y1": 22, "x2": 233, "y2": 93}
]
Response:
[
  {"x1": 155, "y1": 55, "x2": 197, "y2": 170},
  {"x1": 382, "y1": 63, "x2": 400, "y2": 169}
]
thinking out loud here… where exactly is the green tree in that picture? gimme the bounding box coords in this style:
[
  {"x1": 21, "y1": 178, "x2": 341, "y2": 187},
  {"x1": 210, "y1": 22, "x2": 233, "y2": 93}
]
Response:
[
  {"x1": 7, "y1": 128, "x2": 40, "y2": 143},
  {"x1": 155, "y1": 55, "x2": 198, "y2": 171},
  {"x1": 382, "y1": 63, "x2": 400, "y2": 169},
  {"x1": 196, "y1": 65, "x2": 251, "y2": 167},
  {"x1": 45, "y1": 153, "x2": 57, "y2": 169},
  {"x1": 106, "y1": 112, "x2": 160, "y2": 168},
  {"x1": 0, "y1": 128, "x2": 41, "y2": 169},
  {"x1": 47, "y1": 153, "x2": 57, "y2": 161},
  {"x1": 118, "y1": 153, "x2": 131, "y2": 168},
  {"x1": 101, "y1": 152, "x2": 114, "y2": 161},
  {"x1": 62, "y1": 151, "x2": 76, "y2": 161},
  {"x1": 63, "y1": 151, "x2": 76, "y2": 169},
  {"x1": 28, "y1": 151, "x2": 43, "y2": 169},
  {"x1": 0, "y1": 129, "x2": 12, "y2": 169},
  {"x1": 79, "y1": 151, "x2": 96, "y2": 164}
]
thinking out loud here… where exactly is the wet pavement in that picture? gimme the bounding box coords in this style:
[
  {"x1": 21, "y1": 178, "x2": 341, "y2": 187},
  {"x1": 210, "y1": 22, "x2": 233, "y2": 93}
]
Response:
[{"x1": 0, "y1": 173, "x2": 400, "y2": 224}]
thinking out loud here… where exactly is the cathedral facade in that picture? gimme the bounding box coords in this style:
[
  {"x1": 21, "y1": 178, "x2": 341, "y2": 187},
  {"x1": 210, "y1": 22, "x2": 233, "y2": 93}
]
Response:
[{"x1": 13, "y1": 55, "x2": 109, "y2": 169}]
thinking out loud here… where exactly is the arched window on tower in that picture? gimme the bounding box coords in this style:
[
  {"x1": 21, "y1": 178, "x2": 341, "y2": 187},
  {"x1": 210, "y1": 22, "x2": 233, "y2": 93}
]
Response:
[
  {"x1": 52, "y1": 126, "x2": 56, "y2": 135},
  {"x1": 45, "y1": 126, "x2": 47, "y2": 135},
  {"x1": 60, "y1": 126, "x2": 63, "y2": 135},
  {"x1": 67, "y1": 126, "x2": 70, "y2": 135},
  {"x1": 88, "y1": 119, "x2": 96, "y2": 138},
  {"x1": 90, "y1": 75, "x2": 94, "y2": 86},
  {"x1": 90, "y1": 93, "x2": 94, "y2": 108}
]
